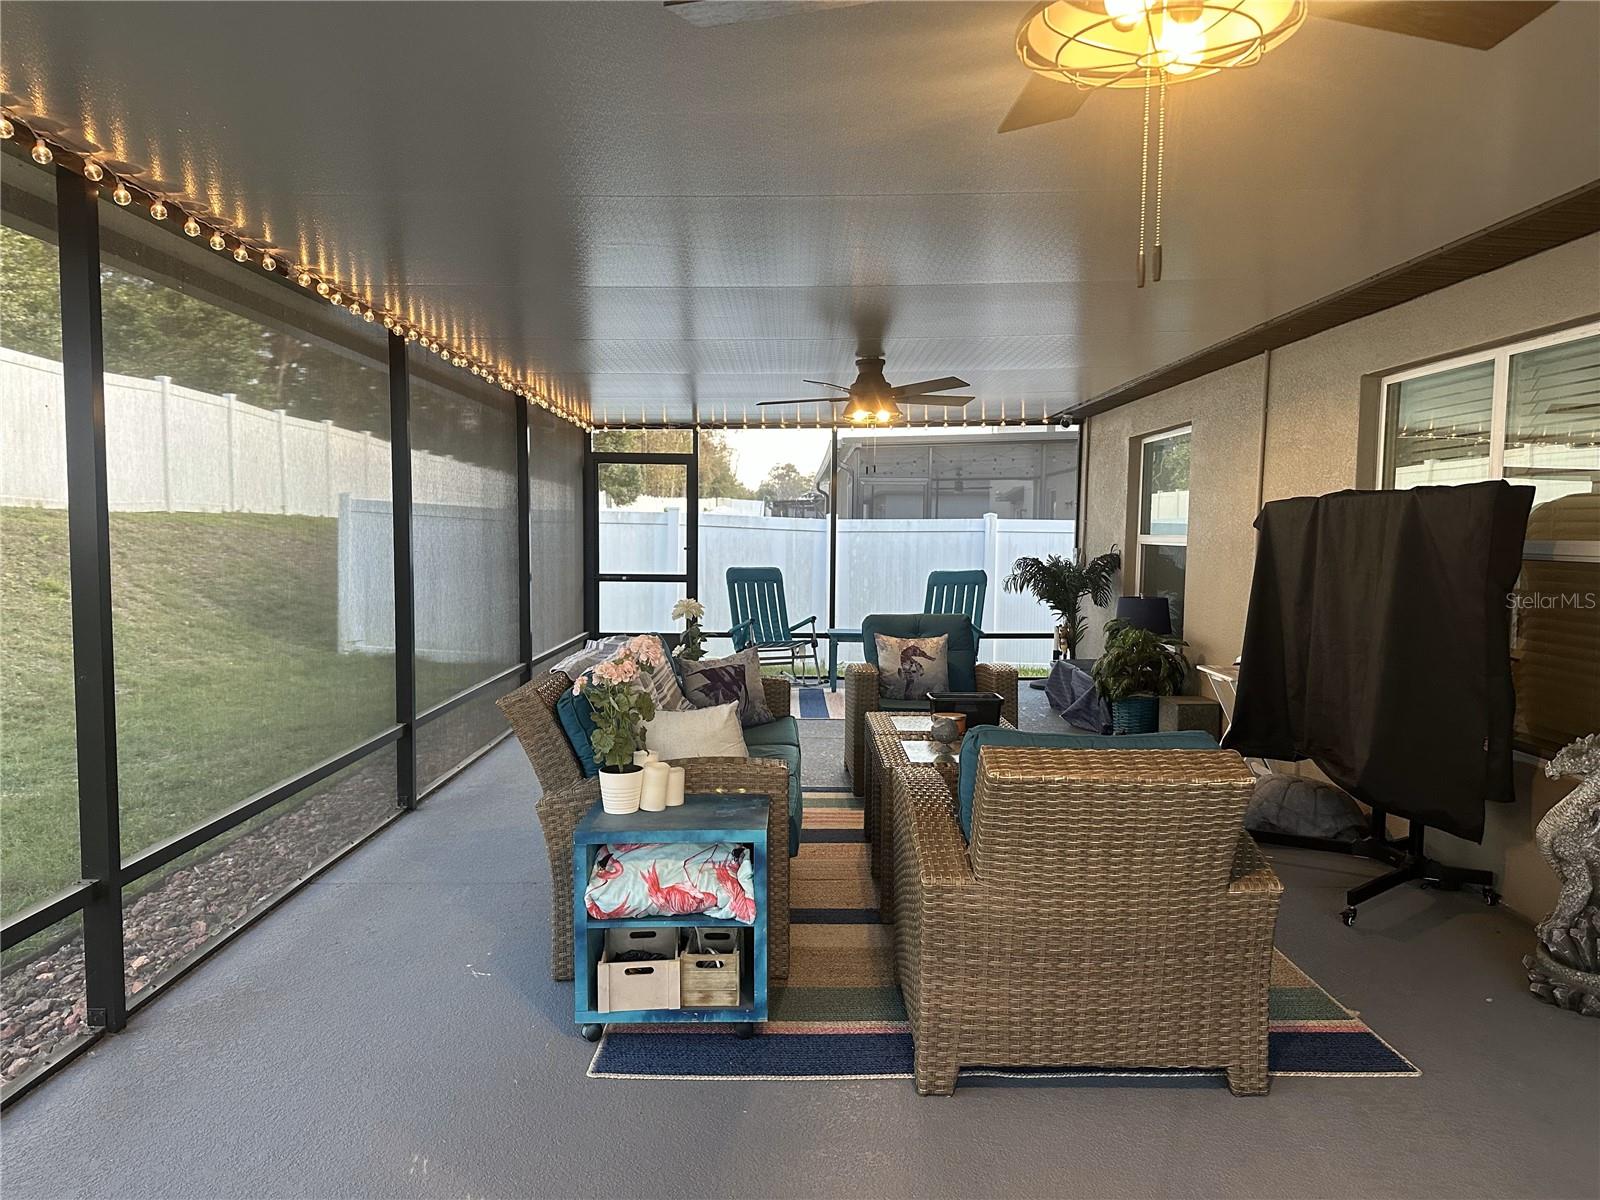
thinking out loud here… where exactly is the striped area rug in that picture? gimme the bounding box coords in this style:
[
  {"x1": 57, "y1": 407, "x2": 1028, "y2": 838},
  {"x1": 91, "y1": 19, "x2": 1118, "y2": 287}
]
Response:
[
  {"x1": 793, "y1": 687, "x2": 845, "y2": 720},
  {"x1": 590, "y1": 790, "x2": 1419, "y2": 1085}
]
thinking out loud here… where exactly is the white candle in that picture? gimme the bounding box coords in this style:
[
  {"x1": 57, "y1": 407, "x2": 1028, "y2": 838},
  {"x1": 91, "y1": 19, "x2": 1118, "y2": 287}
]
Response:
[
  {"x1": 640, "y1": 761, "x2": 669, "y2": 812},
  {"x1": 666, "y1": 766, "x2": 686, "y2": 808},
  {"x1": 633, "y1": 749, "x2": 658, "y2": 767}
]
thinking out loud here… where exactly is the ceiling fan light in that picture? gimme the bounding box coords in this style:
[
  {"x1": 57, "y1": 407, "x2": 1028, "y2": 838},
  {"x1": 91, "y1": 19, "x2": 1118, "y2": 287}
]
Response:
[{"x1": 1018, "y1": 0, "x2": 1305, "y2": 89}]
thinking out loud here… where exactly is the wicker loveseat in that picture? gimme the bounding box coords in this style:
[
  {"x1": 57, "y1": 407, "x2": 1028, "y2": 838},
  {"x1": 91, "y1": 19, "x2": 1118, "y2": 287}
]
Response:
[
  {"x1": 497, "y1": 671, "x2": 795, "y2": 982},
  {"x1": 890, "y1": 745, "x2": 1282, "y2": 1096},
  {"x1": 845, "y1": 613, "x2": 1018, "y2": 796}
]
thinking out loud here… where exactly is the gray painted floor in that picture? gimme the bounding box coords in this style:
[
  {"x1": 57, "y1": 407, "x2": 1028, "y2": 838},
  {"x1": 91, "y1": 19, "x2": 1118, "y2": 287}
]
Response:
[{"x1": 3, "y1": 692, "x2": 1598, "y2": 1200}]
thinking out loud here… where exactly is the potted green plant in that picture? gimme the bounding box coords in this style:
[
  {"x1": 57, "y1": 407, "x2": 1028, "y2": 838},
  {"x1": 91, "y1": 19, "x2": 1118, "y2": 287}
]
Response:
[
  {"x1": 1003, "y1": 546, "x2": 1122, "y2": 661},
  {"x1": 573, "y1": 635, "x2": 664, "y2": 812},
  {"x1": 672, "y1": 597, "x2": 707, "y2": 662},
  {"x1": 1092, "y1": 620, "x2": 1189, "y2": 734}
]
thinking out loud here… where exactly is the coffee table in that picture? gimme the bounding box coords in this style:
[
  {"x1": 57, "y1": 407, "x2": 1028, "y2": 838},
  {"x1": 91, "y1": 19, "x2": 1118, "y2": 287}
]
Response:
[{"x1": 864, "y1": 711, "x2": 1013, "y2": 921}]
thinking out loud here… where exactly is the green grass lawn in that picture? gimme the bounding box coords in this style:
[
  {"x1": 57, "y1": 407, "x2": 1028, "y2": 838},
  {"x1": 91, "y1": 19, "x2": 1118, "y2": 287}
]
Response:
[{"x1": 1, "y1": 507, "x2": 489, "y2": 920}]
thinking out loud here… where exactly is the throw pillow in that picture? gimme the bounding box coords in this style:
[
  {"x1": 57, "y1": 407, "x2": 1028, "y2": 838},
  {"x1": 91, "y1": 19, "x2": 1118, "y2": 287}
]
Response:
[
  {"x1": 875, "y1": 632, "x2": 950, "y2": 701},
  {"x1": 679, "y1": 647, "x2": 774, "y2": 728},
  {"x1": 644, "y1": 702, "x2": 750, "y2": 761},
  {"x1": 552, "y1": 635, "x2": 628, "y2": 680}
]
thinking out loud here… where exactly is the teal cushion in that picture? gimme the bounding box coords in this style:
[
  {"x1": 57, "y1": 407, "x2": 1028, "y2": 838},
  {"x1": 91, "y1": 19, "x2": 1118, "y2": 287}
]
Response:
[
  {"x1": 555, "y1": 686, "x2": 600, "y2": 778},
  {"x1": 744, "y1": 715, "x2": 800, "y2": 750},
  {"x1": 747, "y1": 742, "x2": 804, "y2": 856},
  {"x1": 956, "y1": 728, "x2": 1221, "y2": 840},
  {"x1": 863, "y1": 613, "x2": 976, "y2": 691}
]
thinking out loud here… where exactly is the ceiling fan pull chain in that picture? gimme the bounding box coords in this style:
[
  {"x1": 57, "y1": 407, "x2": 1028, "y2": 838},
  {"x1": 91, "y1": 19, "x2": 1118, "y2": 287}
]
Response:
[
  {"x1": 1138, "y1": 66, "x2": 1152, "y2": 288},
  {"x1": 1152, "y1": 74, "x2": 1167, "y2": 283}
]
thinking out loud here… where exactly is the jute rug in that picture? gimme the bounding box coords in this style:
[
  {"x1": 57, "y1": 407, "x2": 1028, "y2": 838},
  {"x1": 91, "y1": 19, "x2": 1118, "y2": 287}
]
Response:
[
  {"x1": 793, "y1": 687, "x2": 845, "y2": 720},
  {"x1": 590, "y1": 790, "x2": 1419, "y2": 1084}
]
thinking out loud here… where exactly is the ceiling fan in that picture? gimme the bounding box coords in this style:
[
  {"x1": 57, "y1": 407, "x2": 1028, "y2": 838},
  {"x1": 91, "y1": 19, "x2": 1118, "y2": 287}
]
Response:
[
  {"x1": 665, "y1": 1, "x2": 1556, "y2": 132},
  {"x1": 757, "y1": 356, "x2": 972, "y2": 425}
]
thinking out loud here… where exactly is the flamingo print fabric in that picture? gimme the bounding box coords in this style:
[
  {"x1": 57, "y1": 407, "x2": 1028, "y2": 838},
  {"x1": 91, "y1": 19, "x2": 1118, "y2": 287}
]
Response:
[
  {"x1": 873, "y1": 633, "x2": 950, "y2": 701},
  {"x1": 584, "y1": 842, "x2": 757, "y2": 923}
]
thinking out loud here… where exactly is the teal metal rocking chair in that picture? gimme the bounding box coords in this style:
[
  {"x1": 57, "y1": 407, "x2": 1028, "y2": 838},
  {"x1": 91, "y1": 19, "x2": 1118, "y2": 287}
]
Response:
[
  {"x1": 924, "y1": 569, "x2": 987, "y2": 652},
  {"x1": 728, "y1": 567, "x2": 822, "y2": 683}
]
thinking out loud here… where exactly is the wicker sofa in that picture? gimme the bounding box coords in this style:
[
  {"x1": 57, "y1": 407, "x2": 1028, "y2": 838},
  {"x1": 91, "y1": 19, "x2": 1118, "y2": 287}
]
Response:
[
  {"x1": 497, "y1": 671, "x2": 795, "y2": 982},
  {"x1": 890, "y1": 745, "x2": 1282, "y2": 1096},
  {"x1": 845, "y1": 613, "x2": 1018, "y2": 796}
]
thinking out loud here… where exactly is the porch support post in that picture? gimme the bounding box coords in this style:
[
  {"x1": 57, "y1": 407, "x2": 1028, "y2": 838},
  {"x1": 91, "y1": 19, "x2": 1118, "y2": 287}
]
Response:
[
  {"x1": 57, "y1": 163, "x2": 126, "y2": 1032},
  {"x1": 388, "y1": 332, "x2": 417, "y2": 809}
]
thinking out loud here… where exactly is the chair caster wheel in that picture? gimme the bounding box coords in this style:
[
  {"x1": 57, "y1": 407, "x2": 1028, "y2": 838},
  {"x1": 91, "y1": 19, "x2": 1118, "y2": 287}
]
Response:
[
  {"x1": 1340, "y1": 907, "x2": 1358, "y2": 927},
  {"x1": 735, "y1": 1023, "x2": 756, "y2": 1039},
  {"x1": 581, "y1": 1024, "x2": 603, "y2": 1042},
  {"x1": 1482, "y1": 888, "x2": 1501, "y2": 906}
]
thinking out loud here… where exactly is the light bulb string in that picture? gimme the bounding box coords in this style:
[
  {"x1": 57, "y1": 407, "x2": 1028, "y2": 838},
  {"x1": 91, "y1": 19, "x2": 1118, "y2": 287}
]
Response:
[
  {"x1": 0, "y1": 108, "x2": 591, "y2": 428},
  {"x1": 1138, "y1": 65, "x2": 1152, "y2": 285},
  {"x1": 1155, "y1": 74, "x2": 1167, "y2": 254}
]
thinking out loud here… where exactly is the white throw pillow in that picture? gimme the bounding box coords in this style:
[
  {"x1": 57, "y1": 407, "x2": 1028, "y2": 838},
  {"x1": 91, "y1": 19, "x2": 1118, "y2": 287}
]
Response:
[{"x1": 644, "y1": 702, "x2": 750, "y2": 761}]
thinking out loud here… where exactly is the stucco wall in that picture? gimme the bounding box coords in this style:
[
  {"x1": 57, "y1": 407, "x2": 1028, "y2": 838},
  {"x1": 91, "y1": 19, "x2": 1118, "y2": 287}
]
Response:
[{"x1": 1079, "y1": 232, "x2": 1600, "y2": 923}]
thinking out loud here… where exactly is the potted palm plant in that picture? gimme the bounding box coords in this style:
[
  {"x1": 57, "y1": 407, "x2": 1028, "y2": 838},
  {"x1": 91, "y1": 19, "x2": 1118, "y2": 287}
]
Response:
[
  {"x1": 1092, "y1": 621, "x2": 1189, "y2": 734},
  {"x1": 1003, "y1": 546, "x2": 1122, "y2": 661},
  {"x1": 573, "y1": 635, "x2": 664, "y2": 813}
]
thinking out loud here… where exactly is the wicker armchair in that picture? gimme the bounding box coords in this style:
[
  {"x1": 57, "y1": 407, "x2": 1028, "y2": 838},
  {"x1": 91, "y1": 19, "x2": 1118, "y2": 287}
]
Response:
[
  {"x1": 846, "y1": 659, "x2": 1017, "y2": 797},
  {"x1": 497, "y1": 671, "x2": 794, "y2": 982},
  {"x1": 891, "y1": 746, "x2": 1281, "y2": 1096}
]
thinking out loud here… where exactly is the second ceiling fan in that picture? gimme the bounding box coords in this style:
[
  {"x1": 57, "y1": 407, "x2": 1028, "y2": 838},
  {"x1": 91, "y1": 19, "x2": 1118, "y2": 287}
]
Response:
[{"x1": 757, "y1": 356, "x2": 972, "y2": 425}]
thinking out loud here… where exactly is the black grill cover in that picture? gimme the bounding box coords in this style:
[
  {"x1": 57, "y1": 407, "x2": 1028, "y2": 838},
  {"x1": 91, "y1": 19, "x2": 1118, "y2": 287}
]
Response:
[{"x1": 1223, "y1": 481, "x2": 1533, "y2": 843}]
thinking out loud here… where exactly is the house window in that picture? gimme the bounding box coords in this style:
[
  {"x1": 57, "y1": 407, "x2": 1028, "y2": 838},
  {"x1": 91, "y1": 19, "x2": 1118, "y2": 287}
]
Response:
[
  {"x1": 1380, "y1": 324, "x2": 1600, "y2": 756},
  {"x1": 1137, "y1": 427, "x2": 1191, "y2": 637}
]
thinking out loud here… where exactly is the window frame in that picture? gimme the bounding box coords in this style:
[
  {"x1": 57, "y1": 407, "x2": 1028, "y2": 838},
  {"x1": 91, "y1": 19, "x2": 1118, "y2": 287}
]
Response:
[
  {"x1": 1377, "y1": 321, "x2": 1600, "y2": 568},
  {"x1": 1135, "y1": 425, "x2": 1192, "y2": 607}
]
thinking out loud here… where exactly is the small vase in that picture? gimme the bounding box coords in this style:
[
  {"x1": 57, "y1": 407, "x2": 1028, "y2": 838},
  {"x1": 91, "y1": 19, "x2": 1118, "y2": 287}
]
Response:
[{"x1": 599, "y1": 764, "x2": 644, "y2": 814}]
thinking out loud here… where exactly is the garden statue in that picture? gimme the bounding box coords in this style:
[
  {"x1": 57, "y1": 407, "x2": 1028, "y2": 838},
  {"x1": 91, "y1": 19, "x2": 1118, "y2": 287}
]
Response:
[{"x1": 1523, "y1": 733, "x2": 1600, "y2": 1017}]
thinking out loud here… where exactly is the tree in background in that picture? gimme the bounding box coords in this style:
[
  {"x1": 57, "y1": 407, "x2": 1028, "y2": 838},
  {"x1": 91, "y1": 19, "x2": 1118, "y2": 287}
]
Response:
[
  {"x1": 756, "y1": 462, "x2": 811, "y2": 501},
  {"x1": 591, "y1": 429, "x2": 753, "y2": 504}
]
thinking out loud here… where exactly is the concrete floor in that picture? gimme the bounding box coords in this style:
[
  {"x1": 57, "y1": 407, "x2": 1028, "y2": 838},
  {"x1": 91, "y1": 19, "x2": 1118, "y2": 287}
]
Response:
[{"x1": 3, "y1": 691, "x2": 1597, "y2": 1200}]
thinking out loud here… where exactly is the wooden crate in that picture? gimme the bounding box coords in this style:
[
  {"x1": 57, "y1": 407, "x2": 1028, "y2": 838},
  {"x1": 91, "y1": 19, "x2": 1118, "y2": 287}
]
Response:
[
  {"x1": 679, "y1": 935, "x2": 742, "y2": 1007},
  {"x1": 596, "y1": 932, "x2": 681, "y2": 1013}
]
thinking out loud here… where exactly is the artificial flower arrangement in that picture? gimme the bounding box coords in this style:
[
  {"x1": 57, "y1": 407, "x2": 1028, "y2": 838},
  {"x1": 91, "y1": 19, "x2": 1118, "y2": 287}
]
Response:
[
  {"x1": 573, "y1": 634, "x2": 667, "y2": 810},
  {"x1": 672, "y1": 596, "x2": 707, "y2": 662}
]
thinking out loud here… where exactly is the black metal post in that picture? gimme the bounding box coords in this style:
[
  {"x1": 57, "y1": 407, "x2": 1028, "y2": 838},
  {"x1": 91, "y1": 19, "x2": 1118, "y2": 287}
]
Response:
[
  {"x1": 516, "y1": 396, "x2": 533, "y2": 676},
  {"x1": 685, "y1": 429, "x2": 700, "y2": 599},
  {"x1": 56, "y1": 165, "x2": 126, "y2": 1032},
  {"x1": 388, "y1": 333, "x2": 417, "y2": 810},
  {"x1": 582, "y1": 439, "x2": 599, "y2": 637},
  {"x1": 828, "y1": 427, "x2": 839, "y2": 631}
]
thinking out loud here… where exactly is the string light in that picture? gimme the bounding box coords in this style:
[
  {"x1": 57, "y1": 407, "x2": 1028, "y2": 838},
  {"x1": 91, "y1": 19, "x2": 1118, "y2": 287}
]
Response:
[{"x1": 2, "y1": 107, "x2": 592, "y2": 430}]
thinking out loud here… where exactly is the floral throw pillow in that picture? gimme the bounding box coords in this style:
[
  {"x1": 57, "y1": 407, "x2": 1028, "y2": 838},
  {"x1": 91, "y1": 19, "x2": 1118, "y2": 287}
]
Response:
[
  {"x1": 585, "y1": 841, "x2": 756, "y2": 923},
  {"x1": 875, "y1": 632, "x2": 950, "y2": 701},
  {"x1": 680, "y1": 647, "x2": 773, "y2": 727}
]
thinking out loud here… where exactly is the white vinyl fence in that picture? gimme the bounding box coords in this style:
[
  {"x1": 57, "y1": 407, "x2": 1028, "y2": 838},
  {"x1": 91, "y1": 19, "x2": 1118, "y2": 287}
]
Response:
[{"x1": 0, "y1": 346, "x2": 502, "y2": 514}]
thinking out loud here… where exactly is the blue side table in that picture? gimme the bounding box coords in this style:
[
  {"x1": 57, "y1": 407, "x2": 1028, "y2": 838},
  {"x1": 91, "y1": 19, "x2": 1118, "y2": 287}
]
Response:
[
  {"x1": 827, "y1": 627, "x2": 863, "y2": 691},
  {"x1": 572, "y1": 794, "x2": 769, "y2": 1041}
]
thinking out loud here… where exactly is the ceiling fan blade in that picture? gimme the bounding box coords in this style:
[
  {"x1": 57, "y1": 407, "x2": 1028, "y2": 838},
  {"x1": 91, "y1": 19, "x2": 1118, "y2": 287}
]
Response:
[
  {"x1": 803, "y1": 379, "x2": 851, "y2": 392},
  {"x1": 757, "y1": 397, "x2": 845, "y2": 407},
  {"x1": 901, "y1": 396, "x2": 974, "y2": 407},
  {"x1": 998, "y1": 75, "x2": 1091, "y2": 134},
  {"x1": 1312, "y1": 1, "x2": 1555, "y2": 49},
  {"x1": 891, "y1": 376, "x2": 970, "y2": 396},
  {"x1": 664, "y1": 0, "x2": 873, "y2": 26}
]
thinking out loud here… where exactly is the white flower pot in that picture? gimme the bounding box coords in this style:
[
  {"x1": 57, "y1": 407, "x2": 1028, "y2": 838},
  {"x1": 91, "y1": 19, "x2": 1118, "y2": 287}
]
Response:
[{"x1": 599, "y1": 765, "x2": 644, "y2": 814}]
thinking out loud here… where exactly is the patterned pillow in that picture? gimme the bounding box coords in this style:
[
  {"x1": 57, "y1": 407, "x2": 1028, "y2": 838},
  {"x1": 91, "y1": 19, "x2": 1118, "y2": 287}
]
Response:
[
  {"x1": 875, "y1": 632, "x2": 950, "y2": 701},
  {"x1": 552, "y1": 635, "x2": 629, "y2": 680},
  {"x1": 679, "y1": 647, "x2": 773, "y2": 728}
]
